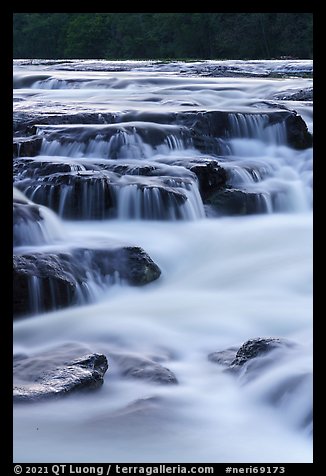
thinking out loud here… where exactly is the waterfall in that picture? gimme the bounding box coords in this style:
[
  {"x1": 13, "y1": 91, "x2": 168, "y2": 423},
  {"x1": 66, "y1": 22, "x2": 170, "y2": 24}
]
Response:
[
  {"x1": 38, "y1": 124, "x2": 194, "y2": 160},
  {"x1": 115, "y1": 178, "x2": 205, "y2": 221},
  {"x1": 228, "y1": 113, "x2": 287, "y2": 144}
]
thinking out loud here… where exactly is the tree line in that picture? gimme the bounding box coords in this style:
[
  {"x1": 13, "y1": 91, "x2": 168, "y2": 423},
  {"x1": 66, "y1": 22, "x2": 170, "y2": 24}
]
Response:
[{"x1": 13, "y1": 13, "x2": 313, "y2": 60}]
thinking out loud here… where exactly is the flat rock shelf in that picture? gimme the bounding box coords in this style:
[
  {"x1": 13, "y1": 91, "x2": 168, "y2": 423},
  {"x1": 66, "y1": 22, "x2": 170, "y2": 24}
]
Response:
[{"x1": 13, "y1": 59, "x2": 313, "y2": 463}]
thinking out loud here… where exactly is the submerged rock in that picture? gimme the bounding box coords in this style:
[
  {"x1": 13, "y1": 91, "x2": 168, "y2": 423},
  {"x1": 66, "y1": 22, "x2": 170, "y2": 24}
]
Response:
[
  {"x1": 110, "y1": 352, "x2": 178, "y2": 385},
  {"x1": 13, "y1": 201, "x2": 43, "y2": 246},
  {"x1": 207, "y1": 347, "x2": 238, "y2": 366},
  {"x1": 208, "y1": 337, "x2": 294, "y2": 372},
  {"x1": 109, "y1": 396, "x2": 161, "y2": 418},
  {"x1": 13, "y1": 195, "x2": 63, "y2": 247},
  {"x1": 228, "y1": 337, "x2": 293, "y2": 369},
  {"x1": 207, "y1": 337, "x2": 312, "y2": 432},
  {"x1": 13, "y1": 246, "x2": 161, "y2": 317},
  {"x1": 13, "y1": 343, "x2": 108, "y2": 402},
  {"x1": 271, "y1": 87, "x2": 313, "y2": 101}
]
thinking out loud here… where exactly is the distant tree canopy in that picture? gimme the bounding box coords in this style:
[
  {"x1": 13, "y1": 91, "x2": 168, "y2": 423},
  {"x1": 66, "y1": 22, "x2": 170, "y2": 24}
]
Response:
[{"x1": 13, "y1": 13, "x2": 313, "y2": 60}]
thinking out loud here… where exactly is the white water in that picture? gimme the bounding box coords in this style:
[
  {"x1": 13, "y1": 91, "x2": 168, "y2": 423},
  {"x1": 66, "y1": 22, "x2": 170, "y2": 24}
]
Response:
[
  {"x1": 13, "y1": 187, "x2": 64, "y2": 246},
  {"x1": 13, "y1": 60, "x2": 313, "y2": 463}
]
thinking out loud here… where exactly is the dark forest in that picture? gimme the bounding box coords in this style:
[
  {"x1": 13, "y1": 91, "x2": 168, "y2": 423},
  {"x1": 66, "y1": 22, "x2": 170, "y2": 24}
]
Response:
[{"x1": 13, "y1": 13, "x2": 313, "y2": 59}]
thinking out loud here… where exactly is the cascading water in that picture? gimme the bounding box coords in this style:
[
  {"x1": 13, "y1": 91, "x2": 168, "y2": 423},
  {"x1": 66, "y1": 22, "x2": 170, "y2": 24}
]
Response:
[
  {"x1": 13, "y1": 186, "x2": 64, "y2": 246},
  {"x1": 228, "y1": 112, "x2": 287, "y2": 144},
  {"x1": 13, "y1": 59, "x2": 313, "y2": 463},
  {"x1": 115, "y1": 177, "x2": 205, "y2": 221}
]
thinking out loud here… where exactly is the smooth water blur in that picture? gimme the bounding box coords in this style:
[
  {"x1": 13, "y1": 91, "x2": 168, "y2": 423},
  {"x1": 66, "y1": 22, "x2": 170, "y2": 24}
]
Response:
[
  {"x1": 13, "y1": 215, "x2": 312, "y2": 462},
  {"x1": 13, "y1": 60, "x2": 313, "y2": 463}
]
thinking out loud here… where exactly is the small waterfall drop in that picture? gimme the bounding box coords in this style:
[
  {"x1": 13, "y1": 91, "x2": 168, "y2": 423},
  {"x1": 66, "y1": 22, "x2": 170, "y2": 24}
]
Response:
[{"x1": 228, "y1": 113, "x2": 287, "y2": 145}]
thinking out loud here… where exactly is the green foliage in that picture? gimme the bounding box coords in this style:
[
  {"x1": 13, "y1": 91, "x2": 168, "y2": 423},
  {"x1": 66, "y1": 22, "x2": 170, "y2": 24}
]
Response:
[{"x1": 13, "y1": 13, "x2": 313, "y2": 60}]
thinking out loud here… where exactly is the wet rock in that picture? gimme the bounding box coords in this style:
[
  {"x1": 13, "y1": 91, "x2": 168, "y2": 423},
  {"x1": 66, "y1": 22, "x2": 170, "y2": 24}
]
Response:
[
  {"x1": 13, "y1": 109, "x2": 312, "y2": 152},
  {"x1": 15, "y1": 171, "x2": 117, "y2": 220},
  {"x1": 84, "y1": 396, "x2": 172, "y2": 434},
  {"x1": 208, "y1": 338, "x2": 295, "y2": 373},
  {"x1": 207, "y1": 347, "x2": 238, "y2": 366},
  {"x1": 189, "y1": 161, "x2": 228, "y2": 199},
  {"x1": 229, "y1": 337, "x2": 293, "y2": 369},
  {"x1": 15, "y1": 171, "x2": 189, "y2": 220},
  {"x1": 13, "y1": 253, "x2": 82, "y2": 316},
  {"x1": 208, "y1": 337, "x2": 300, "y2": 391},
  {"x1": 13, "y1": 135, "x2": 43, "y2": 157},
  {"x1": 284, "y1": 113, "x2": 313, "y2": 149},
  {"x1": 13, "y1": 158, "x2": 86, "y2": 179},
  {"x1": 13, "y1": 343, "x2": 108, "y2": 402},
  {"x1": 271, "y1": 87, "x2": 313, "y2": 101},
  {"x1": 13, "y1": 200, "x2": 44, "y2": 247},
  {"x1": 206, "y1": 188, "x2": 268, "y2": 216},
  {"x1": 208, "y1": 337, "x2": 312, "y2": 433},
  {"x1": 188, "y1": 110, "x2": 312, "y2": 150},
  {"x1": 13, "y1": 73, "x2": 52, "y2": 89},
  {"x1": 109, "y1": 396, "x2": 161, "y2": 417},
  {"x1": 35, "y1": 122, "x2": 193, "y2": 159},
  {"x1": 80, "y1": 247, "x2": 162, "y2": 286},
  {"x1": 157, "y1": 157, "x2": 228, "y2": 198},
  {"x1": 13, "y1": 246, "x2": 161, "y2": 317},
  {"x1": 13, "y1": 111, "x2": 117, "y2": 135},
  {"x1": 110, "y1": 352, "x2": 178, "y2": 385},
  {"x1": 13, "y1": 199, "x2": 42, "y2": 225},
  {"x1": 13, "y1": 187, "x2": 63, "y2": 247}
]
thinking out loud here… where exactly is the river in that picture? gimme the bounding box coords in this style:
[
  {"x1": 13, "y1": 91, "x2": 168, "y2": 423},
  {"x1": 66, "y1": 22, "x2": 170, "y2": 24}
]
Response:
[{"x1": 13, "y1": 59, "x2": 313, "y2": 463}]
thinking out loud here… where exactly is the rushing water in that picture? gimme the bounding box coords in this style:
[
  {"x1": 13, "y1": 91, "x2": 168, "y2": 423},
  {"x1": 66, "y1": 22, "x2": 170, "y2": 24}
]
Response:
[{"x1": 13, "y1": 60, "x2": 313, "y2": 463}]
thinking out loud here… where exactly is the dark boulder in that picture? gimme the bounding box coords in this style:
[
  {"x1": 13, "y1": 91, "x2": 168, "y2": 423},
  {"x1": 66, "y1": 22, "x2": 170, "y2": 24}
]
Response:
[
  {"x1": 74, "y1": 246, "x2": 162, "y2": 287},
  {"x1": 284, "y1": 113, "x2": 313, "y2": 149},
  {"x1": 157, "y1": 157, "x2": 228, "y2": 199},
  {"x1": 189, "y1": 161, "x2": 228, "y2": 199},
  {"x1": 13, "y1": 253, "x2": 83, "y2": 316},
  {"x1": 13, "y1": 246, "x2": 161, "y2": 317},
  {"x1": 206, "y1": 188, "x2": 269, "y2": 216},
  {"x1": 13, "y1": 343, "x2": 108, "y2": 402},
  {"x1": 110, "y1": 352, "x2": 178, "y2": 385}
]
